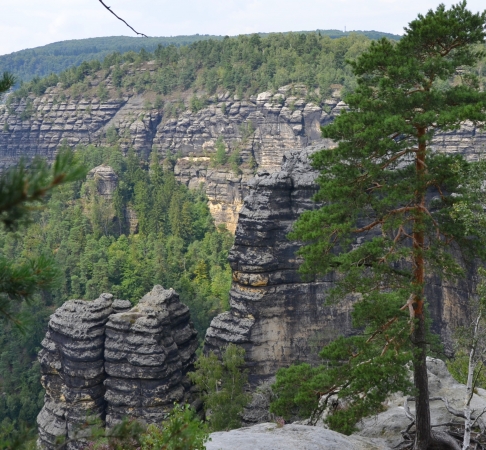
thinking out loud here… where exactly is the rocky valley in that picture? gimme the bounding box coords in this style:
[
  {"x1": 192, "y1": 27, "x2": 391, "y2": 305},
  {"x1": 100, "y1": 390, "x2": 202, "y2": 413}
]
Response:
[
  {"x1": 2, "y1": 26, "x2": 486, "y2": 450},
  {"x1": 2, "y1": 75, "x2": 486, "y2": 382}
]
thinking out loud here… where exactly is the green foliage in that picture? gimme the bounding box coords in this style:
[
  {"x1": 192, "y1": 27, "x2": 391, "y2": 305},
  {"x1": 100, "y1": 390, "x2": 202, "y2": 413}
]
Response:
[
  {"x1": 0, "y1": 146, "x2": 87, "y2": 323},
  {"x1": 447, "y1": 266, "x2": 486, "y2": 389},
  {"x1": 271, "y1": 333, "x2": 413, "y2": 434},
  {"x1": 282, "y1": 1, "x2": 486, "y2": 438},
  {"x1": 0, "y1": 420, "x2": 37, "y2": 450},
  {"x1": 153, "y1": 95, "x2": 164, "y2": 110},
  {"x1": 141, "y1": 404, "x2": 209, "y2": 450},
  {"x1": 0, "y1": 145, "x2": 233, "y2": 432},
  {"x1": 447, "y1": 349, "x2": 486, "y2": 388},
  {"x1": 105, "y1": 126, "x2": 119, "y2": 145},
  {"x1": 190, "y1": 95, "x2": 207, "y2": 113},
  {"x1": 228, "y1": 149, "x2": 241, "y2": 174},
  {"x1": 0, "y1": 72, "x2": 15, "y2": 93},
  {"x1": 0, "y1": 32, "x2": 402, "y2": 87},
  {"x1": 11, "y1": 32, "x2": 383, "y2": 106},
  {"x1": 210, "y1": 137, "x2": 227, "y2": 167},
  {"x1": 0, "y1": 35, "x2": 229, "y2": 84},
  {"x1": 189, "y1": 344, "x2": 250, "y2": 431},
  {"x1": 48, "y1": 405, "x2": 208, "y2": 450},
  {"x1": 97, "y1": 83, "x2": 109, "y2": 102}
]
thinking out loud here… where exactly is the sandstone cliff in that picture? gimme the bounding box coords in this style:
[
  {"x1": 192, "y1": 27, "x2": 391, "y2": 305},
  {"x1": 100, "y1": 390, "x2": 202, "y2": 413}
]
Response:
[
  {"x1": 204, "y1": 145, "x2": 475, "y2": 386},
  {"x1": 0, "y1": 80, "x2": 340, "y2": 232},
  {"x1": 37, "y1": 286, "x2": 198, "y2": 450},
  {"x1": 1, "y1": 77, "x2": 484, "y2": 232}
]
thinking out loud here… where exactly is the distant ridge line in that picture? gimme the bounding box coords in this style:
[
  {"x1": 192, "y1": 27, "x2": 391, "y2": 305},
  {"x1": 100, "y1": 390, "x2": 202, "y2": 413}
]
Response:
[{"x1": 0, "y1": 30, "x2": 401, "y2": 83}]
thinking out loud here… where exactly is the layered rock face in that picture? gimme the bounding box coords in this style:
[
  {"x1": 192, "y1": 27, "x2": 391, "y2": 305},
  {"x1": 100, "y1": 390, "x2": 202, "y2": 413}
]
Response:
[
  {"x1": 37, "y1": 286, "x2": 197, "y2": 449},
  {"x1": 204, "y1": 145, "x2": 474, "y2": 385},
  {"x1": 37, "y1": 294, "x2": 115, "y2": 449},
  {"x1": 104, "y1": 286, "x2": 198, "y2": 427},
  {"x1": 3, "y1": 76, "x2": 483, "y2": 232},
  {"x1": 204, "y1": 145, "x2": 356, "y2": 384},
  {"x1": 0, "y1": 82, "x2": 338, "y2": 231}
]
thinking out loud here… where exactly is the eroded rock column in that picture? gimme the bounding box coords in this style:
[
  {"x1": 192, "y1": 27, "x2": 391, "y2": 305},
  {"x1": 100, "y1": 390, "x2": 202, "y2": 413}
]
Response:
[
  {"x1": 37, "y1": 294, "x2": 114, "y2": 449},
  {"x1": 104, "y1": 286, "x2": 198, "y2": 426},
  {"x1": 37, "y1": 286, "x2": 198, "y2": 449}
]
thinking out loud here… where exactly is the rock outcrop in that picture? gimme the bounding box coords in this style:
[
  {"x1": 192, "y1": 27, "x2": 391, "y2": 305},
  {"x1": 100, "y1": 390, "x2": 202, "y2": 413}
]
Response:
[
  {"x1": 0, "y1": 82, "x2": 337, "y2": 231},
  {"x1": 204, "y1": 145, "x2": 355, "y2": 384},
  {"x1": 86, "y1": 164, "x2": 118, "y2": 199},
  {"x1": 355, "y1": 358, "x2": 486, "y2": 448},
  {"x1": 206, "y1": 423, "x2": 388, "y2": 450},
  {"x1": 208, "y1": 358, "x2": 486, "y2": 450},
  {"x1": 2, "y1": 76, "x2": 484, "y2": 232},
  {"x1": 104, "y1": 286, "x2": 198, "y2": 427},
  {"x1": 204, "y1": 145, "x2": 475, "y2": 385},
  {"x1": 37, "y1": 294, "x2": 114, "y2": 449},
  {"x1": 37, "y1": 286, "x2": 198, "y2": 450}
]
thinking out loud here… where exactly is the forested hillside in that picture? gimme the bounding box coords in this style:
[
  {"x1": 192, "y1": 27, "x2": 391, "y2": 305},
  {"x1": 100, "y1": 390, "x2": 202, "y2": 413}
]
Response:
[
  {"x1": 3, "y1": 28, "x2": 474, "y2": 440},
  {"x1": 7, "y1": 32, "x2": 375, "y2": 112},
  {"x1": 0, "y1": 35, "x2": 222, "y2": 83},
  {"x1": 0, "y1": 144, "x2": 233, "y2": 430},
  {"x1": 0, "y1": 30, "x2": 400, "y2": 85}
]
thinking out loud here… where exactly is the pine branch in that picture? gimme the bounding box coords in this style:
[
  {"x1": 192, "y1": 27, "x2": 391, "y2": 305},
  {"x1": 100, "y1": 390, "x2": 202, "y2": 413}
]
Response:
[
  {"x1": 98, "y1": 0, "x2": 148, "y2": 37},
  {"x1": 0, "y1": 72, "x2": 15, "y2": 95},
  {"x1": 0, "y1": 148, "x2": 87, "y2": 230}
]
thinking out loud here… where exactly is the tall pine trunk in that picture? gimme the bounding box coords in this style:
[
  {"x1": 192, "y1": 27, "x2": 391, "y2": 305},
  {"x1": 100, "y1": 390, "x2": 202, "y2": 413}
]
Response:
[{"x1": 413, "y1": 129, "x2": 431, "y2": 450}]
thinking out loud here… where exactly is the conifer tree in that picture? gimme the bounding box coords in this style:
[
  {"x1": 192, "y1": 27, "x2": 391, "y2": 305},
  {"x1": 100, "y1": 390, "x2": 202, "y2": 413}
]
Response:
[
  {"x1": 0, "y1": 72, "x2": 87, "y2": 324},
  {"x1": 280, "y1": 3, "x2": 486, "y2": 449}
]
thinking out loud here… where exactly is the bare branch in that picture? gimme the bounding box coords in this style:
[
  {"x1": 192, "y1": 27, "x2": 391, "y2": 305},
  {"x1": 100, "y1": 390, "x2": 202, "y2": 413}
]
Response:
[
  {"x1": 98, "y1": 1, "x2": 148, "y2": 37},
  {"x1": 400, "y1": 294, "x2": 416, "y2": 319},
  {"x1": 471, "y1": 407, "x2": 486, "y2": 428},
  {"x1": 404, "y1": 397, "x2": 415, "y2": 422}
]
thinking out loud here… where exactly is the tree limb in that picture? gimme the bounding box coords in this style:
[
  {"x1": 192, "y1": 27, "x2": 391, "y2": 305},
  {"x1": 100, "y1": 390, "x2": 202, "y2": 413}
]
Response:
[{"x1": 98, "y1": 0, "x2": 148, "y2": 37}]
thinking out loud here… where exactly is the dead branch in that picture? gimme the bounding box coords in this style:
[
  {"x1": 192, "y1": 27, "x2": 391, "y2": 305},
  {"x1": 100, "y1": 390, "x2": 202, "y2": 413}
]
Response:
[
  {"x1": 404, "y1": 397, "x2": 415, "y2": 421},
  {"x1": 400, "y1": 294, "x2": 416, "y2": 319},
  {"x1": 98, "y1": 0, "x2": 148, "y2": 37}
]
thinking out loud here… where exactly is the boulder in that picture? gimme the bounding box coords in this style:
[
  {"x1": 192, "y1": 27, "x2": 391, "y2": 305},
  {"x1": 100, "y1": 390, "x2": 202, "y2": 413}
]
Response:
[{"x1": 355, "y1": 358, "x2": 486, "y2": 448}]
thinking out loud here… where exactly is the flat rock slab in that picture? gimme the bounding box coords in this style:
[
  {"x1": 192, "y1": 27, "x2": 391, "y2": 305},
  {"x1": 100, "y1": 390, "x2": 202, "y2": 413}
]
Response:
[{"x1": 206, "y1": 423, "x2": 388, "y2": 450}]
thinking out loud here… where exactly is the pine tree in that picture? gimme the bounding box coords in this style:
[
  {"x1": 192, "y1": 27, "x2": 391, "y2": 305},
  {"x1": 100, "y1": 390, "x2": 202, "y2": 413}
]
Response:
[
  {"x1": 0, "y1": 72, "x2": 87, "y2": 324},
  {"x1": 284, "y1": 3, "x2": 486, "y2": 449},
  {"x1": 189, "y1": 344, "x2": 250, "y2": 431}
]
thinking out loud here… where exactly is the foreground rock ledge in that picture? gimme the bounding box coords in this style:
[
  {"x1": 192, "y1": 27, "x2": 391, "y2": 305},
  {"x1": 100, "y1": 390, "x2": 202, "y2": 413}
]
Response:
[
  {"x1": 37, "y1": 286, "x2": 198, "y2": 450},
  {"x1": 206, "y1": 423, "x2": 388, "y2": 450},
  {"x1": 208, "y1": 359, "x2": 486, "y2": 449}
]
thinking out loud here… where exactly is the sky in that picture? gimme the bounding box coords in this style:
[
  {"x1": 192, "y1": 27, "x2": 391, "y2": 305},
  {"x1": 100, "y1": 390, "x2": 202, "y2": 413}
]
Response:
[{"x1": 1, "y1": 0, "x2": 485, "y2": 55}]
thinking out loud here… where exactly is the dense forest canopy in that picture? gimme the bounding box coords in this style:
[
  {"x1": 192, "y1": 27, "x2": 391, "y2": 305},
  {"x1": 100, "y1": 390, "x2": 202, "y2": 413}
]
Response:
[
  {"x1": 8, "y1": 32, "x2": 484, "y2": 119},
  {"x1": 0, "y1": 144, "x2": 233, "y2": 431},
  {"x1": 0, "y1": 30, "x2": 401, "y2": 84},
  {"x1": 7, "y1": 32, "x2": 377, "y2": 113}
]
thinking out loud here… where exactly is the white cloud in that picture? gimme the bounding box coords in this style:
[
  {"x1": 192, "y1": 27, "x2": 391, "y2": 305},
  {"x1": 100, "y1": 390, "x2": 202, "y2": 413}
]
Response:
[{"x1": 1, "y1": 0, "x2": 485, "y2": 55}]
